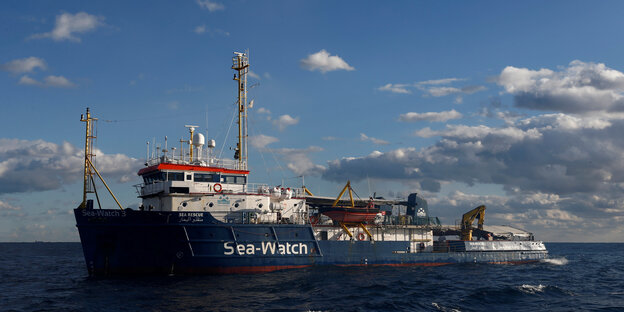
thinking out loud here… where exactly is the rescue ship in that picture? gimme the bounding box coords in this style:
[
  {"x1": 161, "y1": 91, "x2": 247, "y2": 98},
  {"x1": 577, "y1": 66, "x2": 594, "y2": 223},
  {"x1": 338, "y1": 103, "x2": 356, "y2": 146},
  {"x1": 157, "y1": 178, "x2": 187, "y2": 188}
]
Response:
[{"x1": 74, "y1": 52, "x2": 548, "y2": 275}]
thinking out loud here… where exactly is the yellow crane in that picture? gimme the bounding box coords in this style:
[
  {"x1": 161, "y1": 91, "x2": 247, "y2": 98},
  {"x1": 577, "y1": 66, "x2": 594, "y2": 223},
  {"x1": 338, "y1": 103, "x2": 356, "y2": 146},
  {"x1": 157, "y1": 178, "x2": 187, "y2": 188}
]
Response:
[{"x1": 460, "y1": 205, "x2": 486, "y2": 241}]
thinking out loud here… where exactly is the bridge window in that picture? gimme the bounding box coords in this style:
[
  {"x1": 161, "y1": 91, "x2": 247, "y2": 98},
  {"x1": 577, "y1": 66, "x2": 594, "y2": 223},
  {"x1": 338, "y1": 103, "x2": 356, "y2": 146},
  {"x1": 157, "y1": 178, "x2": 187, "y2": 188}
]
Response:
[
  {"x1": 221, "y1": 175, "x2": 246, "y2": 184},
  {"x1": 168, "y1": 172, "x2": 184, "y2": 181},
  {"x1": 143, "y1": 172, "x2": 166, "y2": 184},
  {"x1": 223, "y1": 176, "x2": 236, "y2": 184},
  {"x1": 195, "y1": 173, "x2": 218, "y2": 182}
]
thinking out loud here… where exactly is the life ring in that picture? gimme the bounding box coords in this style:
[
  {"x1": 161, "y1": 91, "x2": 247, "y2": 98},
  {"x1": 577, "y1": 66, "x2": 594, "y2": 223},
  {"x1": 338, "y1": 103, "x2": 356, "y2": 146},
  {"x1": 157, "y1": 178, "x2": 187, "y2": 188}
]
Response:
[
  {"x1": 357, "y1": 233, "x2": 366, "y2": 241},
  {"x1": 213, "y1": 183, "x2": 222, "y2": 193}
]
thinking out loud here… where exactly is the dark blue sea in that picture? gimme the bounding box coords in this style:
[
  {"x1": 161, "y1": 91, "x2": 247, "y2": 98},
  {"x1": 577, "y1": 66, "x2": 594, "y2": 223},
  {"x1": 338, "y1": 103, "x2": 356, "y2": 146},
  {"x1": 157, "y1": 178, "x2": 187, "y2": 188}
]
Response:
[{"x1": 1, "y1": 243, "x2": 623, "y2": 311}]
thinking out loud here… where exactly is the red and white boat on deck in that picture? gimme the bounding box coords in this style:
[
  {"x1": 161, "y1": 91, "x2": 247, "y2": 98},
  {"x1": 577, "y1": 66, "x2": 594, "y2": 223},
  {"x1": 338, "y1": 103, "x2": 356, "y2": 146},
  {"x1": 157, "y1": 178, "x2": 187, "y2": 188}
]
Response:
[{"x1": 317, "y1": 181, "x2": 380, "y2": 223}]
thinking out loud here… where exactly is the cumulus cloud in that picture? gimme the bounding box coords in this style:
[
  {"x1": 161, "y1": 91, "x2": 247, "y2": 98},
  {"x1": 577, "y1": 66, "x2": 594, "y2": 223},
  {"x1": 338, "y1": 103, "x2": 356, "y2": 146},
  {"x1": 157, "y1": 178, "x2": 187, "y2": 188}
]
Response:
[
  {"x1": 377, "y1": 83, "x2": 411, "y2": 94},
  {"x1": 399, "y1": 109, "x2": 463, "y2": 122},
  {"x1": 300, "y1": 50, "x2": 354, "y2": 73},
  {"x1": 360, "y1": 133, "x2": 389, "y2": 145},
  {"x1": 323, "y1": 112, "x2": 624, "y2": 200},
  {"x1": 1, "y1": 57, "x2": 47, "y2": 74},
  {"x1": 196, "y1": 0, "x2": 225, "y2": 11},
  {"x1": 271, "y1": 146, "x2": 326, "y2": 176},
  {"x1": 250, "y1": 134, "x2": 278, "y2": 149},
  {"x1": 498, "y1": 60, "x2": 624, "y2": 114},
  {"x1": 43, "y1": 75, "x2": 75, "y2": 87},
  {"x1": 31, "y1": 12, "x2": 104, "y2": 42},
  {"x1": 428, "y1": 189, "x2": 624, "y2": 242},
  {"x1": 0, "y1": 139, "x2": 141, "y2": 194},
  {"x1": 0, "y1": 200, "x2": 21, "y2": 211},
  {"x1": 273, "y1": 114, "x2": 299, "y2": 131},
  {"x1": 18, "y1": 75, "x2": 76, "y2": 88}
]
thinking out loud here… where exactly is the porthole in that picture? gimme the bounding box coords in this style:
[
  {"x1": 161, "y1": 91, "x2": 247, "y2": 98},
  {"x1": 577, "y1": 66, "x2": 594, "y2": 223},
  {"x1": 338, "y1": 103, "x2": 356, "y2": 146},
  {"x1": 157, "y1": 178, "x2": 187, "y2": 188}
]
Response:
[
  {"x1": 234, "y1": 203, "x2": 239, "y2": 208},
  {"x1": 209, "y1": 202, "x2": 214, "y2": 207},
  {"x1": 182, "y1": 202, "x2": 187, "y2": 207},
  {"x1": 258, "y1": 203, "x2": 263, "y2": 208}
]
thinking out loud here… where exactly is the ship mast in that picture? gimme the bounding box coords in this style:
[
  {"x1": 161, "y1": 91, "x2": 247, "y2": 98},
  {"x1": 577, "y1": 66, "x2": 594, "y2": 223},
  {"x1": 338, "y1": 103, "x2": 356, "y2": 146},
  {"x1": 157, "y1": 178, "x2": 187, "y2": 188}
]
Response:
[
  {"x1": 79, "y1": 108, "x2": 97, "y2": 209},
  {"x1": 78, "y1": 108, "x2": 124, "y2": 210},
  {"x1": 232, "y1": 51, "x2": 249, "y2": 170}
]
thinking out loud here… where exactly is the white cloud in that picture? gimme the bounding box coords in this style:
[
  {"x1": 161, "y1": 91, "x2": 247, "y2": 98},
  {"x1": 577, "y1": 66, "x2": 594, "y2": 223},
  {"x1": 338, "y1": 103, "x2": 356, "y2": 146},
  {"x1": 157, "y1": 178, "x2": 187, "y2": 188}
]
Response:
[
  {"x1": 273, "y1": 114, "x2": 299, "y2": 131},
  {"x1": 43, "y1": 75, "x2": 75, "y2": 87},
  {"x1": 1, "y1": 57, "x2": 47, "y2": 74},
  {"x1": 0, "y1": 200, "x2": 21, "y2": 211},
  {"x1": 413, "y1": 124, "x2": 542, "y2": 142},
  {"x1": 31, "y1": 12, "x2": 104, "y2": 42},
  {"x1": 18, "y1": 75, "x2": 76, "y2": 88},
  {"x1": 18, "y1": 75, "x2": 40, "y2": 86},
  {"x1": 193, "y1": 24, "x2": 229, "y2": 36},
  {"x1": 194, "y1": 25, "x2": 207, "y2": 34},
  {"x1": 360, "y1": 133, "x2": 389, "y2": 145},
  {"x1": 248, "y1": 70, "x2": 261, "y2": 79},
  {"x1": 427, "y1": 86, "x2": 461, "y2": 97},
  {"x1": 416, "y1": 78, "x2": 462, "y2": 85},
  {"x1": 196, "y1": 0, "x2": 225, "y2": 11},
  {"x1": 0, "y1": 139, "x2": 141, "y2": 194},
  {"x1": 425, "y1": 85, "x2": 486, "y2": 97},
  {"x1": 300, "y1": 50, "x2": 354, "y2": 73},
  {"x1": 256, "y1": 107, "x2": 271, "y2": 114},
  {"x1": 399, "y1": 109, "x2": 463, "y2": 122},
  {"x1": 272, "y1": 146, "x2": 326, "y2": 176},
  {"x1": 250, "y1": 134, "x2": 278, "y2": 149},
  {"x1": 324, "y1": 111, "x2": 624, "y2": 201},
  {"x1": 377, "y1": 78, "x2": 485, "y2": 97},
  {"x1": 497, "y1": 60, "x2": 624, "y2": 114},
  {"x1": 377, "y1": 83, "x2": 411, "y2": 94}
]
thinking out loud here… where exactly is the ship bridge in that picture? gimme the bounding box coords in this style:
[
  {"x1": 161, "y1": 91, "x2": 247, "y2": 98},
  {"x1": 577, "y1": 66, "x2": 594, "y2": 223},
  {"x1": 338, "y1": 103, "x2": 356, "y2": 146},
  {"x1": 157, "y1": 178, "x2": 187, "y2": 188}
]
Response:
[{"x1": 137, "y1": 123, "x2": 251, "y2": 198}]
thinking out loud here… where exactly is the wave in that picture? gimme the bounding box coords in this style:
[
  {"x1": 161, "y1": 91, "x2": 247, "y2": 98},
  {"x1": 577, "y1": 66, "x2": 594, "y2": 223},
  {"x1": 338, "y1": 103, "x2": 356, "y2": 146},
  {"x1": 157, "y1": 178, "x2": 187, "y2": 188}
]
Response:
[
  {"x1": 432, "y1": 302, "x2": 461, "y2": 312},
  {"x1": 541, "y1": 257, "x2": 568, "y2": 265},
  {"x1": 517, "y1": 284, "x2": 546, "y2": 294}
]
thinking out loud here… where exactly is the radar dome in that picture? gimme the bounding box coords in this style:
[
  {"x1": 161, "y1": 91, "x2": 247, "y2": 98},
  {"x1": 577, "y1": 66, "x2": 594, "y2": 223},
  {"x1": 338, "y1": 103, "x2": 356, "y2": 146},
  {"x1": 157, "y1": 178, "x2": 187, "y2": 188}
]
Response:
[{"x1": 192, "y1": 133, "x2": 205, "y2": 146}]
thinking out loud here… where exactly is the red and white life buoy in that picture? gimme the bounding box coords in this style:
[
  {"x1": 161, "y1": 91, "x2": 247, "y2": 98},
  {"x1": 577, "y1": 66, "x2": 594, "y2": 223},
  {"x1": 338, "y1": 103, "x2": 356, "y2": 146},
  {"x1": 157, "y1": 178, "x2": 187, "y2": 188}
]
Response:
[
  {"x1": 213, "y1": 183, "x2": 222, "y2": 193},
  {"x1": 357, "y1": 233, "x2": 366, "y2": 241}
]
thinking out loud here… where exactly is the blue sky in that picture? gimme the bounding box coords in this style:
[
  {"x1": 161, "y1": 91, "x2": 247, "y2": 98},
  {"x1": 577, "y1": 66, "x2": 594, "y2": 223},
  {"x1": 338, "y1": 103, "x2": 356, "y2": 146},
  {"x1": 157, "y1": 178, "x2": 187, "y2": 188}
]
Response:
[{"x1": 2, "y1": 0, "x2": 624, "y2": 242}]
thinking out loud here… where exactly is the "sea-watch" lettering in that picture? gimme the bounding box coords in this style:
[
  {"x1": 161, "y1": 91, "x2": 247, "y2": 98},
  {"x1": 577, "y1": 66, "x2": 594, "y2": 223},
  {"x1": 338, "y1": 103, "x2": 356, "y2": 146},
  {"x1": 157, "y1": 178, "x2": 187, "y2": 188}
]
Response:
[{"x1": 223, "y1": 241, "x2": 308, "y2": 255}]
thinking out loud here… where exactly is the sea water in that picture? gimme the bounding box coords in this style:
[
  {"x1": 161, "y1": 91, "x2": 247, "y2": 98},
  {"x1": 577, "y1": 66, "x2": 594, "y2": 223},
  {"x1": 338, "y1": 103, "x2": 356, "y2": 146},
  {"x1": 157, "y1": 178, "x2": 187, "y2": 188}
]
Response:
[{"x1": 0, "y1": 243, "x2": 622, "y2": 311}]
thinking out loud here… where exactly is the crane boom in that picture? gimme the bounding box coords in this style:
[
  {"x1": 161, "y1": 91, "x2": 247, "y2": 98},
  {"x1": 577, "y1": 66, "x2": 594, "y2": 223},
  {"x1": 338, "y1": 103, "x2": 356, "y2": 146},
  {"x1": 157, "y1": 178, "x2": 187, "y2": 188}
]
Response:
[{"x1": 460, "y1": 205, "x2": 486, "y2": 241}]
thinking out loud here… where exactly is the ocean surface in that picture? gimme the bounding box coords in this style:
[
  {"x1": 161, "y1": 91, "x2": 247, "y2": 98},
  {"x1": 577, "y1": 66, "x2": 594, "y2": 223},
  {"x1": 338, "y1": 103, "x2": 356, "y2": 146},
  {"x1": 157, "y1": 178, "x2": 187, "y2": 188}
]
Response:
[{"x1": 0, "y1": 243, "x2": 622, "y2": 311}]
